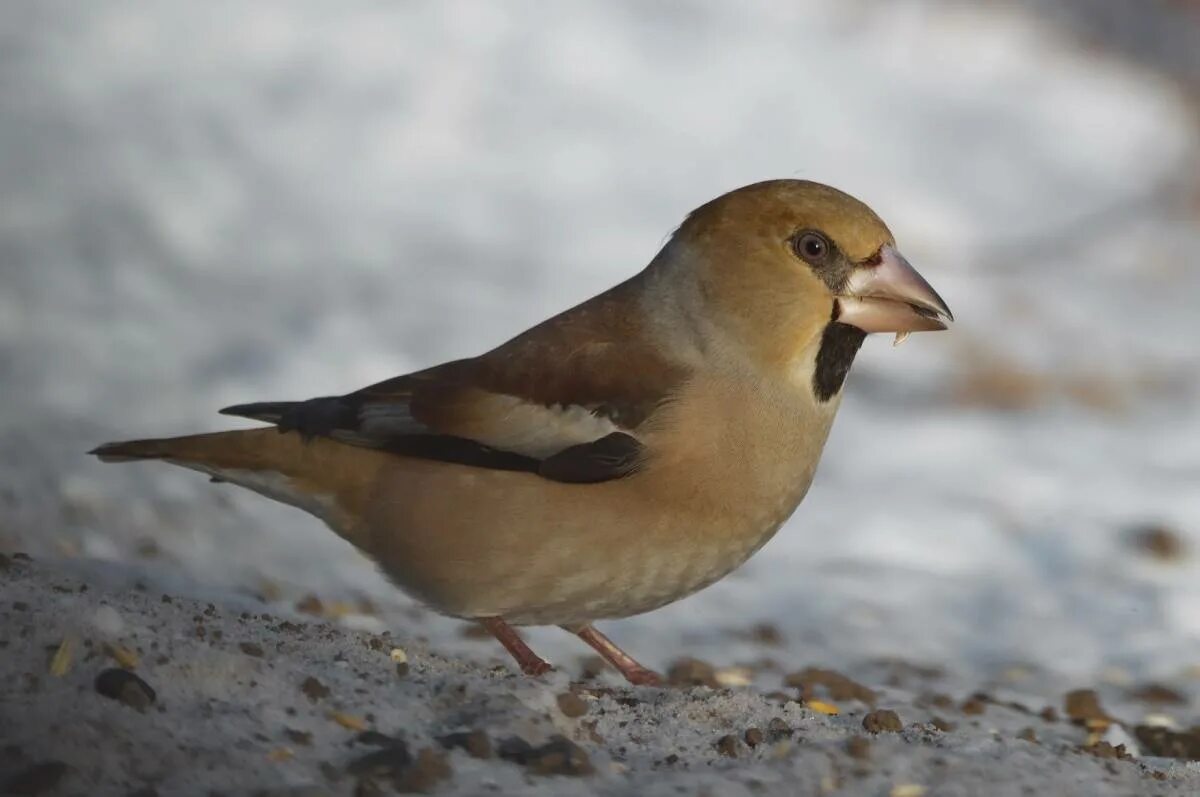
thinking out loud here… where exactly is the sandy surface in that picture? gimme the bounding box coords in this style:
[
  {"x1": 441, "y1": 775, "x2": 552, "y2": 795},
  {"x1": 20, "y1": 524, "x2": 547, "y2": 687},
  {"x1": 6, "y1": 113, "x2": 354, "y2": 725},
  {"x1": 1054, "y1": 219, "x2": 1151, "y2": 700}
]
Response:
[{"x1": 3, "y1": 554, "x2": 1199, "y2": 796}]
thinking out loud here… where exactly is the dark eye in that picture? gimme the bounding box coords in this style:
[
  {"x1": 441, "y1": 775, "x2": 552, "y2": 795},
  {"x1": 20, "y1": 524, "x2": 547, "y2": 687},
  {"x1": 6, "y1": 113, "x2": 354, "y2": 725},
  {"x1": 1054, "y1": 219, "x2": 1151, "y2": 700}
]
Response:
[{"x1": 793, "y1": 231, "x2": 830, "y2": 264}]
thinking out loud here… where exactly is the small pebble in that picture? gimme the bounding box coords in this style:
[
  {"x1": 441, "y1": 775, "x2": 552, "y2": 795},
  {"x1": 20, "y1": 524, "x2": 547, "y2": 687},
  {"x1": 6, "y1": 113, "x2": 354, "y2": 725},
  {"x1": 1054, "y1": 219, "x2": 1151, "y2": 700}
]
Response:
[
  {"x1": 960, "y1": 697, "x2": 986, "y2": 716},
  {"x1": 890, "y1": 785, "x2": 926, "y2": 797},
  {"x1": 666, "y1": 657, "x2": 719, "y2": 688},
  {"x1": 1081, "y1": 741, "x2": 1131, "y2": 761},
  {"x1": 557, "y1": 692, "x2": 588, "y2": 718},
  {"x1": 845, "y1": 736, "x2": 871, "y2": 760},
  {"x1": 296, "y1": 594, "x2": 325, "y2": 615},
  {"x1": 3, "y1": 761, "x2": 68, "y2": 795},
  {"x1": 743, "y1": 727, "x2": 764, "y2": 747},
  {"x1": 1064, "y1": 689, "x2": 1112, "y2": 727},
  {"x1": 438, "y1": 730, "x2": 493, "y2": 760},
  {"x1": 498, "y1": 735, "x2": 594, "y2": 776},
  {"x1": 330, "y1": 712, "x2": 368, "y2": 731},
  {"x1": 354, "y1": 776, "x2": 387, "y2": 796},
  {"x1": 713, "y1": 665, "x2": 754, "y2": 687},
  {"x1": 347, "y1": 739, "x2": 412, "y2": 779},
  {"x1": 390, "y1": 648, "x2": 410, "y2": 678},
  {"x1": 356, "y1": 730, "x2": 400, "y2": 747},
  {"x1": 784, "y1": 667, "x2": 877, "y2": 705},
  {"x1": 715, "y1": 734, "x2": 740, "y2": 758},
  {"x1": 1134, "y1": 725, "x2": 1200, "y2": 760},
  {"x1": 94, "y1": 668, "x2": 156, "y2": 712},
  {"x1": 766, "y1": 717, "x2": 792, "y2": 740},
  {"x1": 301, "y1": 676, "x2": 330, "y2": 702},
  {"x1": 1129, "y1": 683, "x2": 1185, "y2": 705},
  {"x1": 285, "y1": 728, "x2": 313, "y2": 746},
  {"x1": 394, "y1": 748, "x2": 451, "y2": 793},
  {"x1": 239, "y1": 642, "x2": 264, "y2": 658},
  {"x1": 750, "y1": 622, "x2": 784, "y2": 646},
  {"x1": 862, "y1": 709, "x2": 903, "y2": 734},
  {"x1": 1129, "y1": 524, "x2": 1187, "y2": 561},
  {"x1": 1017, "y1": 727, "x2": 1038, "y2": 743}
]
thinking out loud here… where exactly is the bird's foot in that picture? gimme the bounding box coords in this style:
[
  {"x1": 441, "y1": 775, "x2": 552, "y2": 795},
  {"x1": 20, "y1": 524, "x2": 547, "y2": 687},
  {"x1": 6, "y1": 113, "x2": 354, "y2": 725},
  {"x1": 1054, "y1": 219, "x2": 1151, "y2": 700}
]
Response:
[
  {"x1": 479, "y1": 617, "x2": 554, "y2": 678},
  {"x1": 571, "y1": 624, "x2": 662, "y2": 687},
  {"x1": 520, "y1": 658, "x2": 554, "y2": 677},
  {"x1": 621, "y1": 666, "x2": 663, "y2": 687}
]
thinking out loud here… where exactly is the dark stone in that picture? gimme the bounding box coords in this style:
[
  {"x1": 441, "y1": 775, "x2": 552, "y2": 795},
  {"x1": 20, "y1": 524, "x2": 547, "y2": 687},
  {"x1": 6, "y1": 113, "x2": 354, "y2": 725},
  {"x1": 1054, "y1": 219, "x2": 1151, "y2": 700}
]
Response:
[
  {"x1": 1134, "y1": 725, "x2": 1200, "y2": 760},
  {"x1": 394, "y1": 748, "x2": 451, "y2": 793},
  {"x1": 556, "y1": 692, "x2": 588, "y2": 718},
  {"x1": 766, "y1": 717, "x2": 792, "y2": 740},
  {"x1": 666, "y1": 657, "x2": 719, "y2": 688},
  {"x1": 784, "y1": 667, "x2": 877, "y2": 706},
  {"x1": 3, "y1": 761, "x2": 69, "y2": 795},
  {"x1": 715, "y1": 734, "x2": 740, "y2": 758},
  {"x1": 284, "y1": 728, "x2": 312, "y2": 746},
  {"x1": 498, "y1": 736, "x2": 593, "y2": 776},
  {"x1": 1129, "y1": 683, "x2": 1186, "y2": 705},
  {"x1": 353, "y1": 730, "x2": 399, "y2": 748},
  {"x1": 862, "y1": 709, "x2": 903, "y2": 733},
  {"x1": 347, "y1": 739, "x2": 412, "y2": 779},
  {"x1": 495, "y1": 736, "x2": 534, "y2": 762},
  {"x1": 438, "y1": 730, "x2": 492, "y2": 760},
  {"x1": 960, "y1": 697, "x2": 987, "y2": 716},
  {"x1": 94, "y1": 668, "x2": 156, "y2": 711},
  {"x1": 1064, "y1": 689, "x2": 1111, "y2": 726},
  {"x1": 845, "y1": 736, "x2": 871, "y2": 760},
  {"x1": 300, "y1": 676, "x2": 329, "y2": 702}
]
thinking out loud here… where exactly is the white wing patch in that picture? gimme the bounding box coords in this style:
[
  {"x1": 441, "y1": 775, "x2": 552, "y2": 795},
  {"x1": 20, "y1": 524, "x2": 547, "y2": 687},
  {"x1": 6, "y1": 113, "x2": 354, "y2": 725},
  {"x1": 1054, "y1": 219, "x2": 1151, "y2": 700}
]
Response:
[
  {"x1": 358, "y1": 394, "x2": 623, "y2": 459},
  {"x1": 359, "y1": 402, "x2": 423, "y2": 437},
  {"x1": 474, "y1": 396, "x2": 623, "y2": 458}
]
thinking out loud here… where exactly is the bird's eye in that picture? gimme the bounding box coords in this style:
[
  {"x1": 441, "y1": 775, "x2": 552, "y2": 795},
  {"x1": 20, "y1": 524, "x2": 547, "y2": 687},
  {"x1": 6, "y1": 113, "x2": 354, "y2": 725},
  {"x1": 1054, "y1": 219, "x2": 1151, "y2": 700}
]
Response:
[{"x1": 793, "y1": 232, "x2": 830, "y2": 264}]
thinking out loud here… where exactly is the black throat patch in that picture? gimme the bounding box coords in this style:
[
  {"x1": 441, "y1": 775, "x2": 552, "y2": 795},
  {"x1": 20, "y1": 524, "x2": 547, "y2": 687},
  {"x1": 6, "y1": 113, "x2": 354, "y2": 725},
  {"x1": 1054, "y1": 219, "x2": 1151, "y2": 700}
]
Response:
[{"x1": 812, "y1": 320, "x2": 866, "y2": 402}]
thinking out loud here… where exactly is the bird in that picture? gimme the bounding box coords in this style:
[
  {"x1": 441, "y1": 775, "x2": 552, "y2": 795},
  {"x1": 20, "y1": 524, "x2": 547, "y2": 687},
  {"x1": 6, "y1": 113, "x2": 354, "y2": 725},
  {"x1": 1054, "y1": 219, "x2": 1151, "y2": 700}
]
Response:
[{"x1": 90, "y1": 179, "x2": 952, "y2": 685}]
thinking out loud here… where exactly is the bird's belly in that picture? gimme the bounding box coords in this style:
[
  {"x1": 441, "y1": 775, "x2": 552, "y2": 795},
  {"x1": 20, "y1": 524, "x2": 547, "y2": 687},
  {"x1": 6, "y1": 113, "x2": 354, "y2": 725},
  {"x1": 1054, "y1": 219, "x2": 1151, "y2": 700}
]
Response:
[
  {"x1": 362, "y1": 445, "x2": 816, "y2": 627},
  {"x1": 501, "y1": 515, "x2": 791, "y2": 627}
]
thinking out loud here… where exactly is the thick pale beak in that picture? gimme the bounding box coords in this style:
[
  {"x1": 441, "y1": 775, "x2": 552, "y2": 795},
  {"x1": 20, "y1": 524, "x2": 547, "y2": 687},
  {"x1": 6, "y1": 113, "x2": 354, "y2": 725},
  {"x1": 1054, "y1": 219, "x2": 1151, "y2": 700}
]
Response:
[{"x1": 836, "y1": 245, "x2": 953, "y2": 334}]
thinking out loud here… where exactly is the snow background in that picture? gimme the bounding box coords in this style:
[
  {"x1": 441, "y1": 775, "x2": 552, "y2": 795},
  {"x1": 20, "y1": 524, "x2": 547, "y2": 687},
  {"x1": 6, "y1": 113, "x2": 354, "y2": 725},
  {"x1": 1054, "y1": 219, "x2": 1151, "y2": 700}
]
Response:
[{"x1": 3, "y1": 0, "x2": 1199, "y2": 693}]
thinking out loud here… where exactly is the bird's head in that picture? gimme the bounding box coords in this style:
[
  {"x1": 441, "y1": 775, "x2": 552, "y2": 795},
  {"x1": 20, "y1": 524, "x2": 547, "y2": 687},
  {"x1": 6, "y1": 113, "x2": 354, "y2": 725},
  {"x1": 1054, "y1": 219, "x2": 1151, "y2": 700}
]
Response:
[{"x1": 656, "y1": 180, "x2": 952, "y2": 381}]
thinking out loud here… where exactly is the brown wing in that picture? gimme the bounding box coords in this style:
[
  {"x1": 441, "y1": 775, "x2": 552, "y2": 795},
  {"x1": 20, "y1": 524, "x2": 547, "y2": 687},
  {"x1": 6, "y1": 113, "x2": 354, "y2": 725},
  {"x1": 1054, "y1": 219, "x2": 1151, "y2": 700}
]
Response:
[{"x1": 220, "y1": 277, "x2": 687, "y2": 482}]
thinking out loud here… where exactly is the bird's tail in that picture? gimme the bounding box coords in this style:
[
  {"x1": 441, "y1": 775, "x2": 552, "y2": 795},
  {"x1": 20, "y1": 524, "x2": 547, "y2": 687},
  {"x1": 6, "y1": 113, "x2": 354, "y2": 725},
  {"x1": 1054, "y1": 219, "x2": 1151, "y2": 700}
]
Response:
[{"x1": 89, "y1": 429, "x2": 387, "y2": 547}]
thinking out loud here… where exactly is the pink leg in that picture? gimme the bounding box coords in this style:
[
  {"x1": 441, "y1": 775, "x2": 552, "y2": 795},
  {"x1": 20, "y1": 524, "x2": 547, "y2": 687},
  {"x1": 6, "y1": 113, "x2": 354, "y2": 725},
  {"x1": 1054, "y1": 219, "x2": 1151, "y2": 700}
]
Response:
[
  {"x1": 573, "y1": 625, "x2": 662, "y2": 686},
  {"x1": 479, "y1": 617, "x2": 553, "y2": 676}
]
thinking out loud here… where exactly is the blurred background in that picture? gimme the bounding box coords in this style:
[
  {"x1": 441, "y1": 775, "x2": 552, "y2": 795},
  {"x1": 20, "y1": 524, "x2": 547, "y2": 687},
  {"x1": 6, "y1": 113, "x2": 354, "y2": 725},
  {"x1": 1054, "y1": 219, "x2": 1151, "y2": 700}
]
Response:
[{"x1": 2, "y1": 1, "x2": 1198, "y2": 689}]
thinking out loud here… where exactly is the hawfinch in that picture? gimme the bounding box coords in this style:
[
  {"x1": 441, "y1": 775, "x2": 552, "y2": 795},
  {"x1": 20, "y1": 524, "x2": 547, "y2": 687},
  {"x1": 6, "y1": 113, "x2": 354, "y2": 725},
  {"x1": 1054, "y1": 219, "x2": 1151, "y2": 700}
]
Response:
[{"x1": 92, "y1": 180, "x2": 952, "y2": 685}]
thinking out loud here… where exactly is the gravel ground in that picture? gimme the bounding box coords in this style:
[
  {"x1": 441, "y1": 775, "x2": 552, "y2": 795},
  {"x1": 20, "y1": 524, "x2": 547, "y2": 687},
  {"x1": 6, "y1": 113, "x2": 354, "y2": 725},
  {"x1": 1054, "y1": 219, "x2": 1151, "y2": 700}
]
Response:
[{"x1": 3, "y1": 555, "x2": 1199, "y2": 796}]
